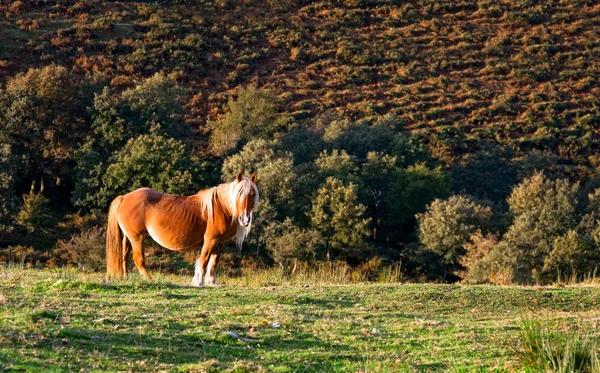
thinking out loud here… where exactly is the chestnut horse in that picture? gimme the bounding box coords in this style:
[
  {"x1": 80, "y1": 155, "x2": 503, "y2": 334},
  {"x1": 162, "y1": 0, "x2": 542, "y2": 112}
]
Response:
[{"x1": 106, "y1": 172, "x2": 259, "y2": 286}]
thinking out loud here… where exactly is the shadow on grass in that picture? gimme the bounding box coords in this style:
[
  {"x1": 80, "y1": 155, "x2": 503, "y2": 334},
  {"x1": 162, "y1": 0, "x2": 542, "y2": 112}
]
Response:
[{"x1": 2, "y1": 323, "x2": 359, "y2": 372}]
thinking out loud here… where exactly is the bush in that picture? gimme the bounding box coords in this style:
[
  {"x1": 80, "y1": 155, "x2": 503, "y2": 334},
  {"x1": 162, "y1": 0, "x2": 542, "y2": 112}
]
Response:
[
  {"x1": 417, "y1": 195, "x2": 493, "y2": 280},
  {"x1": 460, "y1": 231, "x2": 500, "y2": 284},
  {"x1": 103, "y1": 133, "x2": 196, "y2": 199},
  {"x1": 53, "y1": 227, "x2": 105, "y2": 272},
  {"x1": 264, "y1": 218, "x2": 323, "y2": 274}
]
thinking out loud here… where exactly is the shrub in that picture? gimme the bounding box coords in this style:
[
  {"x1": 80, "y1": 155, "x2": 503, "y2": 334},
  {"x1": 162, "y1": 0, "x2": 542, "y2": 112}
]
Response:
[
  {"x1": 417, "y1": 195, "x2": 493, "y2": 280},
  {"x1": 460, "y1": 231, "x2": 500, "y2": 284},
  {"x1": 264, "y1": 218, "x2": 323, "y2": 275},
  {"x1": 310, "y1": 177, "x2": 371, "y2": 261},
  {"x1": 53, "y1": 227, "x2": 105, "y2": 272},
  {"x1": 103, "y1": 134, "x2": 196, "y2": 198}
]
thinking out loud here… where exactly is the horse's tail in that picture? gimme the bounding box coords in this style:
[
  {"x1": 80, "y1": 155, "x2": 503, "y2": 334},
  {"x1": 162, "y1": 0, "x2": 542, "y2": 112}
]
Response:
[{"x1": 106, "y1": 195, "x2": 125, "y2": 279}]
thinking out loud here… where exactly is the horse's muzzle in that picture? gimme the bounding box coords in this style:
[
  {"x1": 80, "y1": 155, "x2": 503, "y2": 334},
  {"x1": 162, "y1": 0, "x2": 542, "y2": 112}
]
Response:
[{"x1": 239, "y1": 214, "x2": 251, "y2": 227}]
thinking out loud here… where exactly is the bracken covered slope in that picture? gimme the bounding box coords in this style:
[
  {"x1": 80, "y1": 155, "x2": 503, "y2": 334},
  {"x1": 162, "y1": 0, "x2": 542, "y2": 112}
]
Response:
[{"x1": 1, "y1": 0, "x2": 599, "y2": 167}]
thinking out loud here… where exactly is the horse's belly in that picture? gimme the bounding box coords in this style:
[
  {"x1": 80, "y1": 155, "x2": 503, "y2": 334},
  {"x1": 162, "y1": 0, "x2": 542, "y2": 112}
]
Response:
[{"x1": 146, "y1": 224, "x2": 202, "y2": 251}]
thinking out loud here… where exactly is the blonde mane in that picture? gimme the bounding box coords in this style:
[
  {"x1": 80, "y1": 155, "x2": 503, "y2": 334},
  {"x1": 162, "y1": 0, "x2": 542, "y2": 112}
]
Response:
[{"x1": 196, "y1": 178, "x2": 259, "y2": 249}]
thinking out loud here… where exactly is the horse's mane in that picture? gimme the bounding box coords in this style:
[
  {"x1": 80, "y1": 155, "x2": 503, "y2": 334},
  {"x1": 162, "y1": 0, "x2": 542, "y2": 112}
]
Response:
[{"x1": 196, "y1": 178, "x2": 259, "y2": 249}]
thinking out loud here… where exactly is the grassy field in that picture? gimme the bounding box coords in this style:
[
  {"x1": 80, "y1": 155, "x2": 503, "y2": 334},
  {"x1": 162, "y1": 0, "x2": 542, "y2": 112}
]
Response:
[{"x1": 1, "y1": 269, "x2": 599, "y2": 372}]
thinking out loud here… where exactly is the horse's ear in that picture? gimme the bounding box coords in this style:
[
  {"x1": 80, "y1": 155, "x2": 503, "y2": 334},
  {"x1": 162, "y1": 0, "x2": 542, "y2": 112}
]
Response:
[
  {"x1": 237, "y1": 172, "x2": 243, "y2": 182},
  {"x1": 251, "y1": 172, "x2": 257, "y2": 183}
]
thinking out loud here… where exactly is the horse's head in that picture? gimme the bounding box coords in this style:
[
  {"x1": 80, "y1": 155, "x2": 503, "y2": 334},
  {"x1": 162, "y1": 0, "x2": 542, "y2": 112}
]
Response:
[{"x1": 229, "y1": 171, "x2": 259, "y2": 228}]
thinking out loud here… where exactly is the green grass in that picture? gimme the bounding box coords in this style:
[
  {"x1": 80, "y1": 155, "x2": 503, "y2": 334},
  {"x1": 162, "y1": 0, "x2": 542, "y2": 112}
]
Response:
[{"x1": 1, "y1": 269, "x2": 599, "y2": 372}]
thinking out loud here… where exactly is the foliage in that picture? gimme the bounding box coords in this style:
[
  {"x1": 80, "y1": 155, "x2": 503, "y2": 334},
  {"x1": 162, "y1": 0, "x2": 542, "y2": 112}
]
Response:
[
  {"x1": 52, "y1": 226, "x2": 105, "y2": 272},
  {"x1": 540, "y1": 231, "x2": 600, "y2": 283},
  {"x1": 387, "y1": 163, "x2": 449, "y2": 236},
  {"x1": 417, "y1": 195, "x2": 493, "y2": 278},
  {"x1": 15, "y1": 192, "x2": 54, "y2": 233},
  {"x1": 73, "y1": 75, "x2": 193, "y2": 211},
  {"x1": 103, "y1": 134, "x2": 196, "y2": 198},
  {"x1": 264, "y1": 218, "x2": 323, "y2": 273},
  {"x1": 208, "y1": 84, "x2": 279, "y2": 155},
  {"x1": 0, "y1": 142, "x2": 18, "y2": 237},
  {"x1": 500, "y1": 172, "x2": 579, "y2": 284},
  {"x1": 310, "y1": 177, "x2": 370, "y2": 261},
  {"x1": 322, "y1": 118, "x2": 396, "y2": 159}
]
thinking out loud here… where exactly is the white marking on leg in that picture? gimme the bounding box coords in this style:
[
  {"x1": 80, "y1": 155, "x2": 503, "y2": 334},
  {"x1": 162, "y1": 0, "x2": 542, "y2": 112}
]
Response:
[
  {"x1": 205, "y1": 255, "x2": 218, "y2": 286},
  {"x1": 192, "y1": 258, "x2": 204, "y2": 287}
]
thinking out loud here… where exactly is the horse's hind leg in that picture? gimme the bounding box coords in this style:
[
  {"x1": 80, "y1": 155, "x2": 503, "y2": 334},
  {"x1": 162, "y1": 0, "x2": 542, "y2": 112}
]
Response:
[
  {"x1": 130, "y1": 235, "x2": 151, "y2": 280},
  {"x1": 122, "y1": 236, "x2": 131, "y2": 275}
]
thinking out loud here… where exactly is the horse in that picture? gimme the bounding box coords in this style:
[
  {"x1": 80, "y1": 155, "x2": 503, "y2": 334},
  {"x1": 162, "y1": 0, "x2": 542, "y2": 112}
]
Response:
[{"x1": 105, "y1": 172, "x2": 259, "y2": 286}]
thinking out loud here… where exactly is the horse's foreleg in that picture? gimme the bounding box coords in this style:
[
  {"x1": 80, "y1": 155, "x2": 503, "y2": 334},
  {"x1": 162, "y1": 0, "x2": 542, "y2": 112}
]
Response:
[
  {"x1": 130, "y1": 235, "x2": 151, "y2": 281},
  {"x1": 193, "y1": 239, "x2": 217, "y2": 287},
  {"x1": 206, "y1": 244, "x2": 223, "y2": 286}
]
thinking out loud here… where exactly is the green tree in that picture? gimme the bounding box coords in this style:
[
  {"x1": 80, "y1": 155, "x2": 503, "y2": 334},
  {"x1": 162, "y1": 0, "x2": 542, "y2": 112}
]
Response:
[
  {"x1": 102, "y1": 134, "x2": 196, "y2": 201},
  {"x1": 310, "y1": 177, "x2": 371, "y2": 261},
  {"x1": 0, "y1": 142, "x2": 18, "y2": 238},
  {"x1": 16, "y1": 192, "x2": 54, "y2": 233},
  {"x1": 360, "y1": 152, "x2": 398, "y2": 241},
  {"x1": 387, "y1": 163, "x2": 449, "y2": 241},
  {"x1": 417, "y1": 195, "x2": 493, "y2": 280},
  {"x1": 0, "y1": 65, "x2": 91, "y2": 196},
  {"x1": 322, "y1": 117, "x2": 396, "y2": 159},
  {"x1": 209, "y1": 84, "x2": 279, "y2": 155},
  {"x1": 315, "y1": 149, "x2": 360, "y2": 185},
  {"x1": 540, "y1": 230, "x2": 600, "y2": 282},
  {"x1": 451, "y1": 145, "x2": 517, "y2": 205},
  {"x1": 500, "y1": 172, "x2": 580, "y2": 284},
  {"x1": 73, "y1": 75, "x2": 191, "y2": 211}
]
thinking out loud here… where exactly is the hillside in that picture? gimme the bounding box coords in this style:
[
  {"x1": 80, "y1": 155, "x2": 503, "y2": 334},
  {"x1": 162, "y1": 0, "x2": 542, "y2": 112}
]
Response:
[
  {"x1": 2, "y1": 1, "x2": 600, "y2": 283},
  {"x1": 1, "y1": 0, "x2": 599, "y2": 165}
]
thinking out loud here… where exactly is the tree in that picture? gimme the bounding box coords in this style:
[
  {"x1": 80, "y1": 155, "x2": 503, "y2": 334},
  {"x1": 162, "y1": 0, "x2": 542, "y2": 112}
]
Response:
[
  {"x1": 16, "y1": 192, "x2": 54, "y2": 233},
  {"x1": 208, "y1": 84, "x2": 279, "y2": 155},
  {"x1": 315, "y1": 149, "x2": 360, "y2": 185},
  {"x1": 73, "y1": 75, "x2": 191, "y2": 211},
  {"x1": 540, "y1": 230, "x2": 600, "y2": 282},
  {"x1": 0, "y1": 65, "x2": 92, "y2": 196},
  {"x1": 0, "y1": 142, "x2": 18, "y2": 238},
  {"x1": 103, "y1": 134, "x2": 196, "y2": 201},
  {"x1": 360, "y1": 152, "x2": 398, "y2": 241},
  {"x1": 310, "y1": 177, "x2": 371, "y2": 261},
  {"x1": 322, "y1": 117, "x2": 396, "y2": 159},
  {"x1": 417, "y1": 195, "x2": 493, "y2": 280},
  {"x1": 387, "y1": 163, "x2": 449, "y2": 241},
  {"x1": 451, "y1": 144, "x2": 517, "y2": 205},
  {"x1": 499, "y1": 172, "x2": 580, "y2": 284}
]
